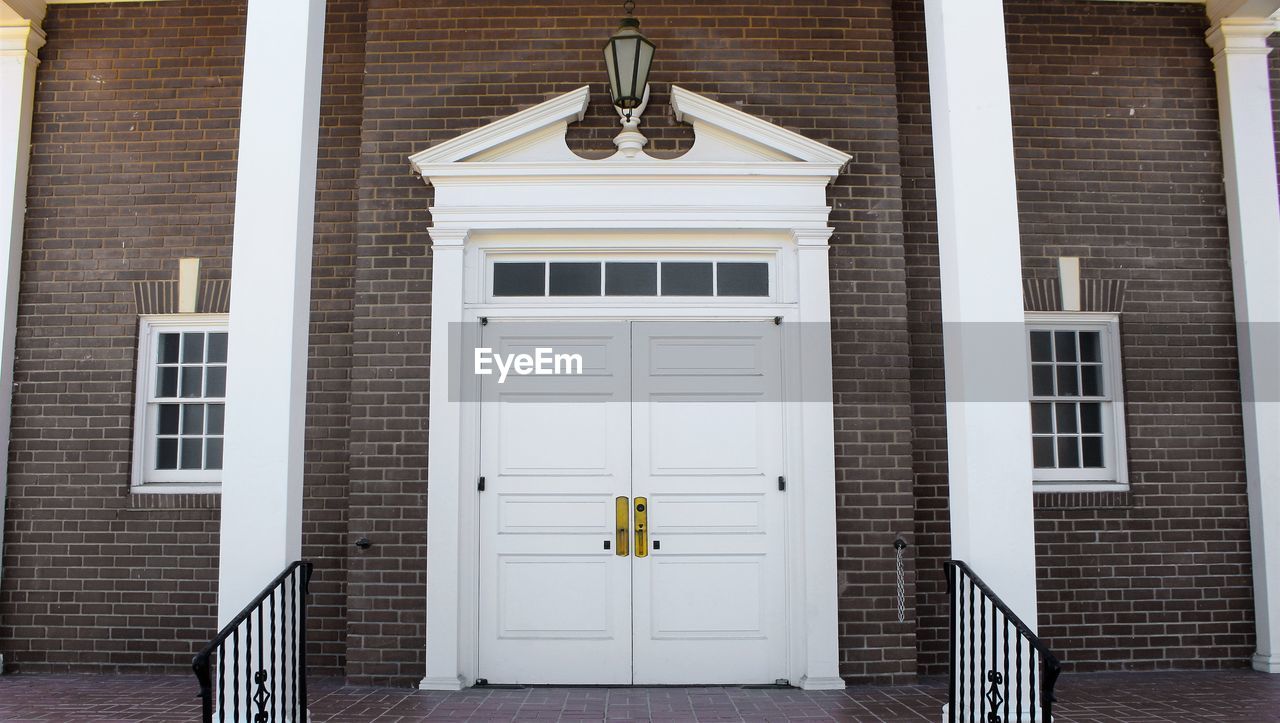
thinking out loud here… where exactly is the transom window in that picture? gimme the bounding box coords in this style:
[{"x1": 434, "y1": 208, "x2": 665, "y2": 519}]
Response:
[
  {"x1": 491, "y1": 259, "x2": 770, "y2": 298},
  {"x1": 1027, "y1": 312, "x2": 1127, "y2": 489},
  {"x1": 132, "y1": 315, "x2": 228, "y2": 490}
]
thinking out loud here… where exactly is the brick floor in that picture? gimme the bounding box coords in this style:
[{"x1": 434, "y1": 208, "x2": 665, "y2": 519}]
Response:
[{"x1": 0, "y1": 670, "x2": 1277, "y2": 721}]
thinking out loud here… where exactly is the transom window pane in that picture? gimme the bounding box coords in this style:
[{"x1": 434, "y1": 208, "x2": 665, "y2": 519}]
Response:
[
  {"x1": 716, "y1": 262, "x2": 769, "y2": 297},
  {"x1": 548, "y1": 262, "x2": 601, "y2": 296},
  {"x1": 493, "y1": 262, "x2": 546, "y2": 297},
  {"x1": 660, "y1": 262, "x2": 713, "y2": 296},
  {"x1": 152, "y1": 329, "x2": 227, "y2": 473},
  {"x1": 605, "y1": 262, "x2": 657, "y2": 296}
]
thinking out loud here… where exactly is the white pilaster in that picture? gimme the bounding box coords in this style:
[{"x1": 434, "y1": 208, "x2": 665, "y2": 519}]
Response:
[
  {"x1": 924, "y1": 0, "x2": 1039, "y2": 619},
  {"x1": 793, "y1": 228, "x2": 845, "y2": 691},
  {"x1": 0, "y1": 13, "x2": 44, "y2": 601},
  {"x1": 218, "y1": 0, "x2": 326, "y2": 620},
  {"x1": 1205, "y1": 17, "x2": 1280, "y2": 674},
  {"x1": 420, "y1": 230, "x2": 467, "y2": 691}
]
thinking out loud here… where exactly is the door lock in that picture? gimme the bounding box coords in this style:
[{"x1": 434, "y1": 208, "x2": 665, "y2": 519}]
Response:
[
  {"x1": 615, "y1": 496, "x2": 629, "y2": 557},
  {"x1": 634, "y1": 497, "x2": 648, "y2": 558}
]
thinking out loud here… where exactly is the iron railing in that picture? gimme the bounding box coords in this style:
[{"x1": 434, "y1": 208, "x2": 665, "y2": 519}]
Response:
[
  {"x1": 945, "y1": 560, "x2": 1061, "y2": 723},
  {"x1": 192, "y1": 561, "x2": 313, "y2": 723}
]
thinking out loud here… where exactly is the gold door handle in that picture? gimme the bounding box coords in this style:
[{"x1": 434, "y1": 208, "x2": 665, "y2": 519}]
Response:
[
  {"x1": 615, "y1": 496, "x2": 629, "y2": 557},
  {"x1": 634, "y1": 497, "x2": 648, "y2": 558}
]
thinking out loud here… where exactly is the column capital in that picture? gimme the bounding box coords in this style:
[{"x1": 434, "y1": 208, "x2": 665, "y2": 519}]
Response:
[
  {"x1": 1205, "y1": 18, "x2": 1277, "y2": 60},
  {"x1": 792, "y1": 228, "x2": 834, "y2": 247},
  {"x1": 0, "y1": 20, "x2": 45, "y2": 60},
  {"x1": 428, "y1": 228, "x2": 470, "y2": 247}
]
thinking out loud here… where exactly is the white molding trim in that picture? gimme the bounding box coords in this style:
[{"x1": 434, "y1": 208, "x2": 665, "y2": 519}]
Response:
[
  {"x1": 1024, "y1": 311, "x2": 1130, "y2": 492},
  {"x1": 412, "y1": 87, "x2": 847, "y2": 689},
  {"x1": 409, "y1": 86, "x2": 590, "y2": 168}
]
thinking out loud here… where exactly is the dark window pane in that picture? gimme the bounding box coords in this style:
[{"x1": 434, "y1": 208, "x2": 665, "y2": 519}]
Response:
[
  {"x1": 493, "y1": 262, "x2": 545, "y2": 296},
  {"x1": 181, "y1": 438, "x2": 203, "y2": 470},
  {"x1": 206, "y1": 438, "x2": 224, "y2": 470},
  {"x1": 717, "y1": 262, "x2": 769, "y2": 297},
  {"x1": 181, "y1": 367, "x2": 202, "y2": 398},
  {"x1": 206, "y1": 404, "x2": 225, "y2": 435},
  {"x1": 1082, "y1": 436, "x2": 1104, "y2": 468},
  {"x1": 1033, "y1": 437, "x2": 1055, "y2": 468},
  {"x1": 1056, "y1": 365, "x2": 1079, "y2": 396},
  {"x1": 157, "y1": 368, "x2": 178, "y2": 398},
  {"x1": 1054, "y1": 331, "x2": 1077, "y2": 362},
  {"x1": 605, "y1": 262, "x2": 657, "y2": 296},
  {"x1": 1057, "y1": 437, "x2": 1080, "y2": 468},
  {"x1": 1031, "y1": 403, "x2": 1053, "y2": 434},
  {"x1": 158, "y1": 404, "x2": 180, "y2": 435},
  {"x1": 156, "y1": 438, "x2": 178, "y2": 470},
  {"x1": 1056, "y1": 403, "x2": 1078, "y2": 433},
  {"x1": 1080, "y1": 402, "x2": 1102, "y2": 434},
  {"x1": 206, "y1": 367, "x2": 227, "y2": 398},
  {"x1": 183, "y1": 333, "x2": 204, "y2": 363},
  {"x1": 182, "y1": 404, "x2": 204, "y2": 435},
  {"x1": 159, "y1": 333, "x2": 180, "y2": 364},
  {"x1": 1031, "y1": 366, "x2": 1054, "y2": 397},
  {"x1": 1079, "y1": 331, "x2": 1101, "y2": 363},
  {"x1": 1081, "y1": 365, "x2": 1103, "y2": 396},
  {"x1": 549, "y1": 262, "x2": 601, "y2": 296},
  {"x1": 208, "y1": 333, "x2": 228, "y2": 363},
  {"x1": 1029, "y1": 331, "x2": 1052, "y2": 362},
  {"x1": 662, "y1": 262, "x2": 713, "y2": 296}
]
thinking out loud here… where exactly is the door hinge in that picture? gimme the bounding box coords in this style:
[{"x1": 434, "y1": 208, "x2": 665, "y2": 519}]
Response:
[
  {"x1": 478, "y1": 476, "x2": 486, "y2": 492},
  {"x1": 778, "y1": 475, "x2": 786, "y2": 491}
]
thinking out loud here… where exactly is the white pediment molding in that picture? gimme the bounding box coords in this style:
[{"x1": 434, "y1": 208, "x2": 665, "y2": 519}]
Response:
[{"x1": 408, "y1": 85, "x2": 850, "y2": 179}]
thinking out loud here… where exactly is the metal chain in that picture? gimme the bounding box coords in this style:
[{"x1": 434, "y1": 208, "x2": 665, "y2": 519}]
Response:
[
  {"x1": 894, "y1": 539, "x2": 907, "y2": 623},
  {"x1": 623, "y1": 0, "x2": 636, "y2": 15}
]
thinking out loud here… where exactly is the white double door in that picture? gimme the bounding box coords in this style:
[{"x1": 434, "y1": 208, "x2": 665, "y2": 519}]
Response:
[{"x1": 477, "y1": 320, "x2": 788, "y2": 685}]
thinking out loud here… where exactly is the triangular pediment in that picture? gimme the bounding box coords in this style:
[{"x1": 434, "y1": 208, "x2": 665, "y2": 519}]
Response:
[{"x1": 408, "y1": 85, "x2": 850, "y2": 176}]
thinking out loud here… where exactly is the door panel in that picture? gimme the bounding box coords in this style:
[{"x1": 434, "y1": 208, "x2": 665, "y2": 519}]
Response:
[
  {"x1": 631, "y1": 321, "x2": 787, "y2": 684},
  {"x1": 477, "y1": 320, "x2": 787, "y2": 685},
  {"x1": 477, "y1": 324, "x2": 631, "y2": 684}
]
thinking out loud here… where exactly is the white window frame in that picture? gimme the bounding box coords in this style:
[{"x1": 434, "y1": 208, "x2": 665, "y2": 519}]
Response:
[
  {"x1": 1026, "y1": 311, "x2": 1129, "y2": 491},
  {"x1": 483, "y1": 250, "x2": 780, "y2": 304},
  {"x1": 131, "y1": 314, "x2": 229, "y2": 493}
]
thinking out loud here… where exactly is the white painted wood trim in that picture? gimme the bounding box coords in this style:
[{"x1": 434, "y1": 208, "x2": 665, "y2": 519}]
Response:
[
  {"x1": 414, "y1": 88, "x2": 845, "y2": 688},
  {"x1": 217, "y1": 0, "x2": 325, "y2": 622},
  {"x1": 1206, "y1": 15, "x2": 1280, "y2": 674}
]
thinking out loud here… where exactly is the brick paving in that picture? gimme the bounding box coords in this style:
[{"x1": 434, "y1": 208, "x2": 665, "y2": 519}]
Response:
[{"x1": 0, "y1": 670, "x2": 1278, "y2": 722}]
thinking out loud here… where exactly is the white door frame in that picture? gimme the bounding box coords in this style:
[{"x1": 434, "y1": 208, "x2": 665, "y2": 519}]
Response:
[{"x1": 410, "y1": 86, "x2": 849, "y2": 690}]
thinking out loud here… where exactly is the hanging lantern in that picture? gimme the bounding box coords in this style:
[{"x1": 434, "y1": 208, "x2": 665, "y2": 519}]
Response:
[{"x1": 603, "y1": 2, "x2": 655, "y2": 119}]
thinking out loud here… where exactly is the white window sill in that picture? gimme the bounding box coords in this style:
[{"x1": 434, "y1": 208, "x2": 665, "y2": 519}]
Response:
[
  {"x1": 1033, "y1": 480, "x2": 1129, "y2": 494},
  {"x1": 131, "y1": 483, "x2": 221, "y2": 495}
]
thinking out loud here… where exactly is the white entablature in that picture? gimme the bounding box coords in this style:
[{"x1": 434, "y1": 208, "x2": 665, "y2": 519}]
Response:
[{"x1": 408, "y1": 85, "x2": 850, "y2": 236}]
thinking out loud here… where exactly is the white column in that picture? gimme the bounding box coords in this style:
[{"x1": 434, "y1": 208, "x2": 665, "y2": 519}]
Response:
[
  {"x1": 218, "y1": 0, "x2": 326, "y2": 619},
  {"x1": 0, "y1": 12, "x2": 44, "y2": 601},
  {"x1": 420, "y1": 232, "x2": 467, "y2": 691},
  {"x1": 1206, "y1": 17, "x2": 1280, "y2": 674},
  {"x1": 924, "y1": 0, "x2": 1039, "y2": 618}
]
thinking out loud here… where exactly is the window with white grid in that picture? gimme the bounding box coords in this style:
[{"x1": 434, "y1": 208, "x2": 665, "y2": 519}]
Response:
[
  {"x1": 1026, "y1": 312, "x2": 1128, "y2": 489},
  {"x1": 132, "y1": 315, "x2": 228, "y2": 490}
]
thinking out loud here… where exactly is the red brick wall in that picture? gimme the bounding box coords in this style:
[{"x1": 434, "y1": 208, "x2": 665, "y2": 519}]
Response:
[
  {"x1": 0, "y1": 0, "x2": 363, "y2": 674},
  {"x1": 898, "y1": 0, "x2": 1254, "y2": 674},
  {"x1": 344, "y1": 0, "x2": 918, "y2": 685},
  {"x1": 0, "y1": 0, "x2": 243, "y2": 673}
]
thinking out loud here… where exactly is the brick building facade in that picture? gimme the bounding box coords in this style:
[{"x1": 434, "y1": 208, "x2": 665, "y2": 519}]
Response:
[{"x1": 0, "y1": 0, "x2": 1277, "y2": 690}]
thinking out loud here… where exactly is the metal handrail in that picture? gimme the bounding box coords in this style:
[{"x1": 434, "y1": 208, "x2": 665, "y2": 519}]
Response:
[
  {"x1": 945, "y1": 559, "x2": 1062, "y2": 722},
  {"x1": 192, "y1": 560, "x2": 313, "y2": 723}
]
